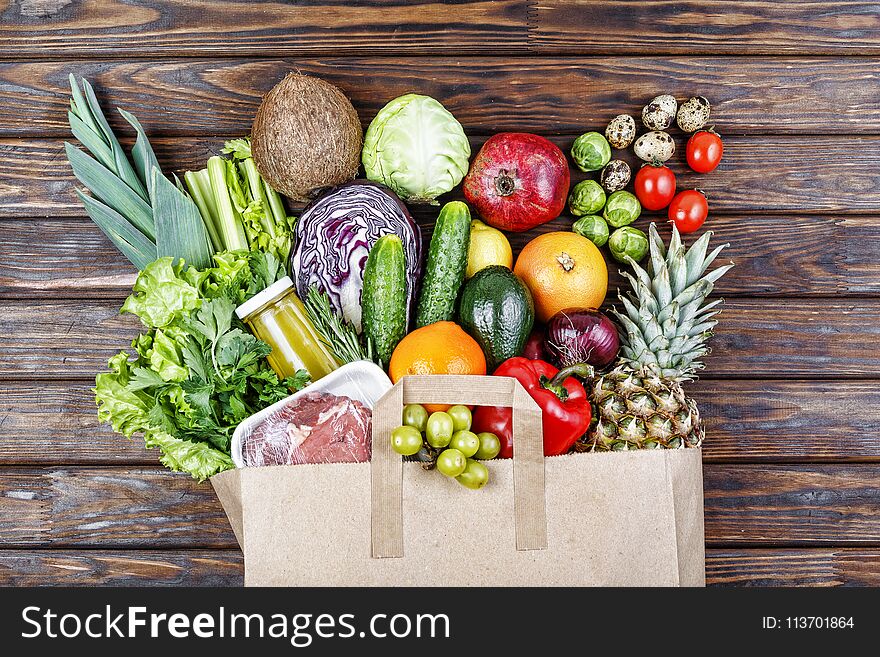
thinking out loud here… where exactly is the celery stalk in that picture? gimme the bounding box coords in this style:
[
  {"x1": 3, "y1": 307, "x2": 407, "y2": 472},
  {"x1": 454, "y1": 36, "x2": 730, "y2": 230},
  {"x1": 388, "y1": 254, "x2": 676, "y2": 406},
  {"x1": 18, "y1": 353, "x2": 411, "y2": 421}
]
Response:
[
  {"x1": 264, "y1": 181, "x2": 289, "y2": 229},
  {"x1": 184, "y1": 170, "x2": 222, "y2": 252},
  {"x1": 207, "y1": 156, "x2": 247, "y2": 251},
  {"x1": 241, "y1": 158, "x2": 276, "y2": 237}
]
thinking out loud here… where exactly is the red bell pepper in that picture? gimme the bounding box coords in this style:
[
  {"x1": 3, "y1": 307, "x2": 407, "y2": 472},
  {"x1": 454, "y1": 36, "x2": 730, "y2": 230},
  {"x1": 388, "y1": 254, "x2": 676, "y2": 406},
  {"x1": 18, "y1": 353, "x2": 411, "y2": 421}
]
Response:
[{"x1": 472, "y1": 357, "x2": 592, "y2": 458}]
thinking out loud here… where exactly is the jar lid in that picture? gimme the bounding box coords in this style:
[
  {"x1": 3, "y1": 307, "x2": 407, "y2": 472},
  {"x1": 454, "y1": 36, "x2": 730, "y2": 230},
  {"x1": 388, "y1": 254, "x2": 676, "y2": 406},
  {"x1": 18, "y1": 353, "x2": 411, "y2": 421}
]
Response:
[{"x1": 235, "y1": 276, "x2": 294, "y2": 320}]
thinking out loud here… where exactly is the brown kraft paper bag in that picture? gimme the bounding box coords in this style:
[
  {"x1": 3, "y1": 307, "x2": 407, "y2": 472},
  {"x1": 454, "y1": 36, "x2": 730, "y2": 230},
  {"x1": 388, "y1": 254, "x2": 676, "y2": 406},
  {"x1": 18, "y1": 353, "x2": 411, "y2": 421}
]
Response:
[{"x1": 211, "y1": 375, "x2": 705, "y2": 586}]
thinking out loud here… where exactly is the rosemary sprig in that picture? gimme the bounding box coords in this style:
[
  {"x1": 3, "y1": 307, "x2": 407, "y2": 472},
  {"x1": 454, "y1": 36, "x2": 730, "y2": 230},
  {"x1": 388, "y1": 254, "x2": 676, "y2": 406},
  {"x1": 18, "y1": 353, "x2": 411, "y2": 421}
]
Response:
[{"x1": 303, "y1": 287, "x2": 378, "y2": 366}]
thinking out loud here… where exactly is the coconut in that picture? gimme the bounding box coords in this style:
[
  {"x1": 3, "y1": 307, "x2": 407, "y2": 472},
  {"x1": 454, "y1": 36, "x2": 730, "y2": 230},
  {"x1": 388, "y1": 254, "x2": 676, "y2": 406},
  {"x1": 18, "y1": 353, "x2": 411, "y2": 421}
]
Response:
[{"x1": 251, "y1": 73, "x2": 363, "y2": 202}]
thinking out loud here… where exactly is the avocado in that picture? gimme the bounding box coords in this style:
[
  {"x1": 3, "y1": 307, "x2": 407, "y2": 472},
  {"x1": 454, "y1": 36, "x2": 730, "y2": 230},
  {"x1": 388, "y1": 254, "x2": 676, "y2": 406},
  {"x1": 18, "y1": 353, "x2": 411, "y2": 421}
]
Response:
[{"x1": 457, "y1": 266, "x2": 535, "y2": 370}]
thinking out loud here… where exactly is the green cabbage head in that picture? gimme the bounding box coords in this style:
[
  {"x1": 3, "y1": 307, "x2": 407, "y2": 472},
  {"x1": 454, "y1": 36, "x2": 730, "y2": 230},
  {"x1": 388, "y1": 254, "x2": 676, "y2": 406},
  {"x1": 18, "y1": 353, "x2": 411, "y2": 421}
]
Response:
[{"x1": 363, "y1": 94, "x2": 471, "y2": 203}]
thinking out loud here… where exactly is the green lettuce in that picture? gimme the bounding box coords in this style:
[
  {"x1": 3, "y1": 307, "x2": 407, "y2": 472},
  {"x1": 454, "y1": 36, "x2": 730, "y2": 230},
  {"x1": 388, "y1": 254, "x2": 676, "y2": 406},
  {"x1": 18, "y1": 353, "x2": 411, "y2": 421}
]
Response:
[{"x1": 121, "y1": 258, "x2": 200, "y2": 328}]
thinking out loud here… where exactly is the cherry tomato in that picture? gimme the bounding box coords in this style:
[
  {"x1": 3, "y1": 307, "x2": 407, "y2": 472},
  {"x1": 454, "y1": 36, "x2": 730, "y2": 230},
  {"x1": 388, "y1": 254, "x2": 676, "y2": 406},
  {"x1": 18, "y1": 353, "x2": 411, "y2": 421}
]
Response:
[
  {"x1": 634, "y1": 164, "x2": 676, "y2": 211},
  {"x1": 668, "y1": 190, "x2": 709, "y2": 234},
  {"x1": 686, "y1": 130, "x2": 723, "y2": 173}
]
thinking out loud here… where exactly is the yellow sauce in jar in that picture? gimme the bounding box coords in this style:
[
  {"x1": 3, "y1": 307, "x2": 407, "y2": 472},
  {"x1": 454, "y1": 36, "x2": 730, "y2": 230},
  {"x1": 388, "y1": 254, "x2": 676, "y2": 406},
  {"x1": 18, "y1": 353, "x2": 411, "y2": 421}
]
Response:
[{"x1": 236, "y1": 277, "x2": 337, "y2": 382}]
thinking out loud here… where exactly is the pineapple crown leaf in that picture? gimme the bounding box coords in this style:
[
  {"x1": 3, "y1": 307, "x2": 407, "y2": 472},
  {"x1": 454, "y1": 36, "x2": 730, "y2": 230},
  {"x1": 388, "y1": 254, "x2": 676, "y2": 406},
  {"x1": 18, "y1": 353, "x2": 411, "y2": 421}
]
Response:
[
  {"x1": 698, "y1": 243, "x2": 732, "y2": 275},
  {"x1": 688, "y1": 320, "x2": 718, "y2": 336},
  {"x1": 683, "y1": 230, "x2": 714, "y2": 281},
  {"x1": 669, "y1": 247, "x2": 689, "y2": 296},
  {"x1": 623, "y1": 258, "x2": 652, "y2": 290},
  {"x1": 657, "y1": 299, "x2": 679, "y2": 326},
  {"x1": 653, "y1": 266, "x2": 672, "y2": 308},
  {"x1": 613, "y1": 223, "x2": 734, "y2": 382},
  {"x1": 617, "y1": 296, "x2": 640, "y2": 325},
  {"x1": 647, "y1": 223, "x2": 666, "y2": 268}
]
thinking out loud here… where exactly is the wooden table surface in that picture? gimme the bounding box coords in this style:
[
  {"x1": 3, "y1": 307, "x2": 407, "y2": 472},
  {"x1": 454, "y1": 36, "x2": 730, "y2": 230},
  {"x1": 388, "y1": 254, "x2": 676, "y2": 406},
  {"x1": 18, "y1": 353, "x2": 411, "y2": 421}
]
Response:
[{"x1": 1, "y1": 0, "x2": 879, "y2": 587}]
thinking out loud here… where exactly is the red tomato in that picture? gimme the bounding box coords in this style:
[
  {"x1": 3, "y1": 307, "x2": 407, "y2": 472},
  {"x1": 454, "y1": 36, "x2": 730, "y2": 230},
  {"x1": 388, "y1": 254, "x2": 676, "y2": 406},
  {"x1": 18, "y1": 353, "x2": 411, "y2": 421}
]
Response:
[
  {"x1": 668, "y1": 190, "x2": 708, "y2": 233},
  {"x1": 634, "y1": 164, "x2": 676, "y2": 211},
  {"x1": 686, "y1": 130, "x2": 723, "y2": 173}
]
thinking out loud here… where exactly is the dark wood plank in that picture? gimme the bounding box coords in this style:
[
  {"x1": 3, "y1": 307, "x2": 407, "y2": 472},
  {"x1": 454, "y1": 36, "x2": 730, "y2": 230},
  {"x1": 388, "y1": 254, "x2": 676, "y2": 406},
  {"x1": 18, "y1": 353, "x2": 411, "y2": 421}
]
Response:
[
  {"x1": 707, "y1": 300, "x2": 880, "y2": 379},
  {"x1": 695, "y1": 381, "x2": 880, "y2": 463},
  {"x1": 0, "y1": 0, "x2": 530, "y2": 58},
  {"x1": 0, "y1": 382, "x2": 153, "y2": 464},
  {"x1": 2, "y1": 299, "x2": 877, "y2": 379},
  {"x1": 3, "y1": 212, "x2": 875, "y2": 299},
  {"x1": 1, "y1": 465, "x2": 877, "y2": 548},
  {"x1": 0, "y1": 220, "x2": 139, "y2": 299},
  {"x1": 0, "y1": 467, "x2": 235, "y2": 548},
  {"x1": 0, "y1": 547, "x2": 877, "y2": 586},
  {"x1": 4, "y1": 1, "x2": 878, "y2": 57},
  {"x1": 0, "y1": 300, "x2": 141, "y2": 379},
  {"x1": 704, "y1": 465, "x2": 880, "y2": 545},
  {"x1": 1, "y1": 381, "x2": 876, "y2": 466},
  {"x1": 706, "y1": 548, "x2": 880, "y2": 586},
  {"x1": 0, "y1": 549, "x2": 242, "y2": 586},
  {"x1": 6, "y1": 0, "x2": 880, "y2": 58},
  {"x1": 8, "y1": 135, "x2": 880, "y2": 219},
  {"x1": 533, "y1": 2, "x2": 880, "y2": 55},
  {"x1": 2, "y1": 58, "x2": 878, "y2": 138}
]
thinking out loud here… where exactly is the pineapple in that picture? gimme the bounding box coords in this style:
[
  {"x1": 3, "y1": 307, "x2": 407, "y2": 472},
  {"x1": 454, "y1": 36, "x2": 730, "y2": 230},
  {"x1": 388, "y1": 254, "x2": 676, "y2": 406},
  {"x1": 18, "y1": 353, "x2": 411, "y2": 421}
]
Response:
[{"x1": 585, "y1": 223, "x2": 733, "y2": 451}]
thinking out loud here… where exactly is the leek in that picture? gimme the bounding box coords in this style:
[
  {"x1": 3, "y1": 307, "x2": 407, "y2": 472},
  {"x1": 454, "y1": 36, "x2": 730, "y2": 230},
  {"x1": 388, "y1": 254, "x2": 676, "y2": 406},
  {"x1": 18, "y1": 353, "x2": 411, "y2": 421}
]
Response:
[{"x1": 66, "y1": 75, "x2": 213, "y2": 270}]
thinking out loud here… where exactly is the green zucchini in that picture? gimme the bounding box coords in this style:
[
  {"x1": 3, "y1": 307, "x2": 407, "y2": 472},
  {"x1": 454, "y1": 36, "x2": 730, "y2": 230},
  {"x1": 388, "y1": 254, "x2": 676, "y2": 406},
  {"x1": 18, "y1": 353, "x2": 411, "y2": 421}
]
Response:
[
  {"x1": 362, "y1": 235, "x2": 408, "y2": 365},
  {"x1": 415, "y1": 201, "x2": 472, "y2": 327}
]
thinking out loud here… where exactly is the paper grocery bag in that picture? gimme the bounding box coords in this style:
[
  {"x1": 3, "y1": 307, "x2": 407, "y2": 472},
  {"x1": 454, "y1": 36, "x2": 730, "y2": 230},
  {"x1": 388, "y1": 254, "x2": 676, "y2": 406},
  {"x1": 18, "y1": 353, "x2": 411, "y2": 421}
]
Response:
[{"x1": 211, "y1": 375, "x2": 705, "y2": 586}]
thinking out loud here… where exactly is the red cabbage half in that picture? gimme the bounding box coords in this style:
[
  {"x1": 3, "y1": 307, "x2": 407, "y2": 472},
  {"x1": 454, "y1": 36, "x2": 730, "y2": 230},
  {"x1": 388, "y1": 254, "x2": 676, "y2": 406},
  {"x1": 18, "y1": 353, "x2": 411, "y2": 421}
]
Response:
[{"x1": 290, "y1": 181, "x2": 422, "y2": 331}]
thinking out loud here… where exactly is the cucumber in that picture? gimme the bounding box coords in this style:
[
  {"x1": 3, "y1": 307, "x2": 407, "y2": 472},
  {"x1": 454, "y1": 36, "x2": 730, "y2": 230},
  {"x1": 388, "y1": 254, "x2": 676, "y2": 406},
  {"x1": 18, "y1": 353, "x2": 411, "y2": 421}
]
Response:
[
  {"x1": 362, "y1": 235, "x2": 407, "y2": 365},
  {"x1": 415, "y1": 201, "x2": 472, "y2": 328}
]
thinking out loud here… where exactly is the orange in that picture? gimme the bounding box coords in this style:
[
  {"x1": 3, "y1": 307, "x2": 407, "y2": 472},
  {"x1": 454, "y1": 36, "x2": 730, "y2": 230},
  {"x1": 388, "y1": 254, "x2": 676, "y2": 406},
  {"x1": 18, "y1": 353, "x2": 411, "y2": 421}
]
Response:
[
  {"x1": 389, "y1": 321, "x2": 486, "y2": 412},
  {"x1": 513, "y1": 231, "x2": 608, "y2": 323}
]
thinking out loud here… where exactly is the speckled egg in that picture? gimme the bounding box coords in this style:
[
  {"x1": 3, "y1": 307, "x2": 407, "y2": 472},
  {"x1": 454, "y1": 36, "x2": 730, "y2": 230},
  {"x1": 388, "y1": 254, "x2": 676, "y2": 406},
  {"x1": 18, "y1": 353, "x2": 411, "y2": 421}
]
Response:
[
  {"x1": 600, "y1": 160, "x2": 631, "y2": 192},
  {"x1": 633, "y1": 131, "x2": 675, "y2": 162},
  {"x1": 605, "y1": 114, "x2": 636, "y2": 149},
  {"x1": 676, "y1": 96, "x2": 711, "y2": 133},
  {"x1": 642, "y1": 94, "x2": 678, "y2": 130}
]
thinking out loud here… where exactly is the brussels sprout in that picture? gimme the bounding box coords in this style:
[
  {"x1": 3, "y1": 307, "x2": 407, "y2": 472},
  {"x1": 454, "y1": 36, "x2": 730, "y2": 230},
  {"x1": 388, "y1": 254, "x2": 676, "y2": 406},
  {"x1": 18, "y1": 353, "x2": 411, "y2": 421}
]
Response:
[
  {"x1": 572, "y1": 215, "x2": 610, "y2": 248},
  {"x1": 571, "y1": 132, "x2": 612, "y2": 172},
  {"x1": 603, "y1": 190, "x2": 642, "y2": 228},
  {"x1": 362, "y1": 94, "x2": 471, "y2": 203},
  {"x1": 608, "y1": 226, "x2": 649, "y2": 263},
  {"x1": 568, "y1": 179, "x2": 606, "y2": 216}
]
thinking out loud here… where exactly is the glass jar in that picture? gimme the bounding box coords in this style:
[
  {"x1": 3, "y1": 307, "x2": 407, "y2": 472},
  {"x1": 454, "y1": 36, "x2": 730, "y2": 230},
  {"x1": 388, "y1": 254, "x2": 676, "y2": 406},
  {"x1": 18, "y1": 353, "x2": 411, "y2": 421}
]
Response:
[{"x1": 235, "y1": 277, "x2": 337, "y2": 382}]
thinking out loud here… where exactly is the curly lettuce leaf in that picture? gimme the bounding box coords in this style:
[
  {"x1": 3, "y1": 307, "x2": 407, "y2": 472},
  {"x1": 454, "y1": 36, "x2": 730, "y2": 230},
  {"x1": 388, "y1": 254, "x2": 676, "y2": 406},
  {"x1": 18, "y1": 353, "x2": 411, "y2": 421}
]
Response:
[
  {"x1": 144, "y1": 430, "x2": 233, "y2": 481},
  {"x1": 121, "y1": 257, "x2": 201, "y2": 328},
  {"x1": 149, "y1": 329, "x2": 189, "y2": 382},
  {"x1": 95, "y1": 352, "x2": 151, "y2": 437}
]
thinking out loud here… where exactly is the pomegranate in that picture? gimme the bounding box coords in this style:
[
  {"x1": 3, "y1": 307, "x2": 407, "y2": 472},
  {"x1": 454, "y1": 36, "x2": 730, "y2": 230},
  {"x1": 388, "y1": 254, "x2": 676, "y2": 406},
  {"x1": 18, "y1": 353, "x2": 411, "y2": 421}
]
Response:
[{"x1": 463, "y1": 133, "x2": 570, "y2": 232}]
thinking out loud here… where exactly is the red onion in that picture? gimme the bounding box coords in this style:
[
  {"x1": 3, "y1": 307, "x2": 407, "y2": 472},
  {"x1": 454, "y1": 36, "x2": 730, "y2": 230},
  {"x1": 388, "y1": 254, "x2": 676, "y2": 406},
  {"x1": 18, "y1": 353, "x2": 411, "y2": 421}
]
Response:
[
  {"x1": 543, "y1": 308, "x2": 619, "y2": 369},
  {"x1": 522, "y1": 326, "x2": 548, "y2": 361}
]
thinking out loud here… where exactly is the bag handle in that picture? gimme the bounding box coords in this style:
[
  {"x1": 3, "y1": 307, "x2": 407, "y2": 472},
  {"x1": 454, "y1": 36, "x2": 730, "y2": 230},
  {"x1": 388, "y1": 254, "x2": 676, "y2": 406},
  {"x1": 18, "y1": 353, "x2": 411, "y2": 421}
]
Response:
[{"x1": 371, "y1": 375, "x2": 547, "y2": 558}]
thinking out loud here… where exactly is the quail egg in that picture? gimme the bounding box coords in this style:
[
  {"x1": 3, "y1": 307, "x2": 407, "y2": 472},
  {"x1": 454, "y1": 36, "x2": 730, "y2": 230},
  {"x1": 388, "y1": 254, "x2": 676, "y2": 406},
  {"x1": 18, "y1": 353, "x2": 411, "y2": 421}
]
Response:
[
  {"x1": 633, "y1": 131, "x2": 675, "y2": 162},
  {"x1": 599, "y1": 159, "x2": 632, "y2": 193},
  {"x1": 605, "y1": 114, "x2": 636, "y2": 149},
  {"x1": 642, "y1": 94, "x2": 678, "y2": 130},
  {"x1": 676, "y1": 96, "x2": 711, "y2": 133}
]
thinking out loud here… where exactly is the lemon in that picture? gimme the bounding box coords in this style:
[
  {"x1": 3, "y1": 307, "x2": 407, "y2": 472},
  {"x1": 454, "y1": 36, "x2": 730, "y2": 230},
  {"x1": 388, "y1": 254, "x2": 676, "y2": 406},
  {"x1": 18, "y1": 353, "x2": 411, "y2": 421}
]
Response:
[{"x1": 466, "y1": 219, "x2": 513, "y2": 278}]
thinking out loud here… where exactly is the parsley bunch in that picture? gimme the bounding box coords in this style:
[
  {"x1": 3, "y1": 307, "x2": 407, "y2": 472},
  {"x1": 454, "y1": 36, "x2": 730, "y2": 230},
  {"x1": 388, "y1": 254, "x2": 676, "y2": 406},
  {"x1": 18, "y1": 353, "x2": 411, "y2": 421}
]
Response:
[{"x1": 95, "y1": 252, "x2": 309, "y2": 480}]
